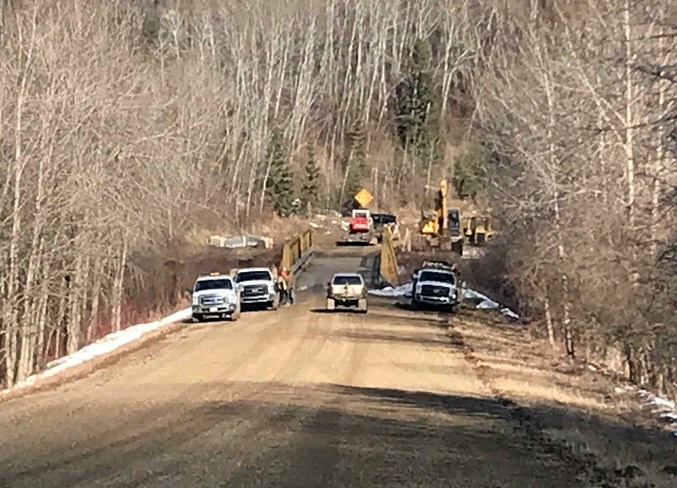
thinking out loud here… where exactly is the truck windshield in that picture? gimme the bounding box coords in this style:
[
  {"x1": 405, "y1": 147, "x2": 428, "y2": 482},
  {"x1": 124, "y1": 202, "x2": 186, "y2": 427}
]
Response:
[
  {"x1": 373, "y1": 214, "x2": 396, "y2": 225},
  {"x1": 333, "y1": 275, "x2": 362, "y2": 285},
  {"x1": 194, "y1": 279, "x2": 233, "y2": 291},
  {"x1": 419, "y1": 271, "x2": 455, "y2": 285},
  {"x1": 235, "y1": 271, "x2": 271, "y2": 282}
]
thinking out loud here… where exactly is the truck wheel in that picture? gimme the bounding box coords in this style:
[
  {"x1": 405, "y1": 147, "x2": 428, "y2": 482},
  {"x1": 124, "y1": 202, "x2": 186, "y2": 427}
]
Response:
[
  {"x1": 193, "y1": 314, "x2": 203, "y2": 323},
  {"x1": 358, "y1": 299, "x2": 368, "y2": 313},
  {"x1": 326, "y1": 298, "x2": 335, "y2": 311}
]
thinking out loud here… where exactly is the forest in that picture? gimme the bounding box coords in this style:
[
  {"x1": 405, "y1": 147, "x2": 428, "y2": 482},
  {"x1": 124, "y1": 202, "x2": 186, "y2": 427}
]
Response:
[{"x1": 0, "y1": 0, "x2": 674, "y2": 397}]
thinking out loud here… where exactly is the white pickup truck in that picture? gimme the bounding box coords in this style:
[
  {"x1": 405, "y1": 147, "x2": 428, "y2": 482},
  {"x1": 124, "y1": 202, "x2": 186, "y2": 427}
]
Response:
[
  {"x1": 326, "y1": 272, "x2": 368, "y2": 313},
  {"x1": 234, "y1": 267, "x2": 280, "y2": 310},
  {"x1": 191, "y1": 273, "x2": 241, "y2": 322},
  {"x1": 411, "y1": 261, "x2": 459, "y2": 312}
]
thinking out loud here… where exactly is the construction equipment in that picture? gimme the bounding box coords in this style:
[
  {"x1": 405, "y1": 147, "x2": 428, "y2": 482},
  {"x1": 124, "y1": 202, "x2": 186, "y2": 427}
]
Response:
[
  {"x1": 336, "y1": 189, "x2": 378, "y2": 246},
  {"x1": 417, "y1": 179, "x2": 464, "y2": 255},
  {"x1": 372, "y1": 213, "x2": 399, "y2": 242},
  {"x1": 462, "y1": 215, "x2": 495, "y2": 246}
]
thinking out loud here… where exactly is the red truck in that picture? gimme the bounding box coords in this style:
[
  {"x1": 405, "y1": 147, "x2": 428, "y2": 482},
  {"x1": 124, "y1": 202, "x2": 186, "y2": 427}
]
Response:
[{"x1": 349, "y1": 209, "x2": 371, "y2": 234}]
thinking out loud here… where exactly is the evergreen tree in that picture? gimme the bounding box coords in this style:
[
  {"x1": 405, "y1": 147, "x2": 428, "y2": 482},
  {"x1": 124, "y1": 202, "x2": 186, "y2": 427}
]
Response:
[
  {"x1": 452, "y1": 146, "x2": 486, "y2": 200},
  {"x1": 300, "y1": 144, "x2": 321, "y2": 213},
  {"x1": 265, "y1": 130, "x2": 294, "y2": 216},
  {"x1": 141, "y1": 4, "x2": 161, "y2": 46},
  {"x1": 394, "y1": 38, "x2": 440, "y2": 163},
  {"x1": 342, "y1": 117, "x2": 368, "y2": 202}
]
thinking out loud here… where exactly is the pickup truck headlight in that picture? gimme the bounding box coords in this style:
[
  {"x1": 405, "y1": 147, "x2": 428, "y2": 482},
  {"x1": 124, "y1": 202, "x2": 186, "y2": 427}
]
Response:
[{"x1": 192, "y1": 295, "x2": 199, "y2": 305}]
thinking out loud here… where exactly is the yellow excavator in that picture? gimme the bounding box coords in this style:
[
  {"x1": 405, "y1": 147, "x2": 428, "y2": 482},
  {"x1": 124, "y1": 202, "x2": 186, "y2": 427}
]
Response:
[
  {"x1": 462, "y1": 215, "x2": 495, "y2": 245},
  {"x1": 418, "y1": 179, "x2": 464, "y2": 255}
]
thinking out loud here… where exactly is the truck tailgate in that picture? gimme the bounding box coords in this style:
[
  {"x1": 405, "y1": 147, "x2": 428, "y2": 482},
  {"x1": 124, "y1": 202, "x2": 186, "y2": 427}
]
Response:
[{"x1": 331, "y1": 284, "x2": 363, "y2": 298}]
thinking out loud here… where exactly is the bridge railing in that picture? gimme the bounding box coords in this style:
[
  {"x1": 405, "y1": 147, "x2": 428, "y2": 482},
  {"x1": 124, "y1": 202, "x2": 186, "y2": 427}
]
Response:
[
  {"x1": 379, "y1": 226, "x2": 400, "y2": 286},
  {"x1": 279, "y1": 229, "x2": 314, "y2": 275}
]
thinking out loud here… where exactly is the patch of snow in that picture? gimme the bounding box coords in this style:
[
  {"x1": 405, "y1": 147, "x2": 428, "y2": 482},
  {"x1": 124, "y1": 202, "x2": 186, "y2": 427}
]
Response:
[
  {"x1": 649, "y1": 396, "x2": 675, "y2": 410},
  {"x1": 461, "y1": 288, "x2": 520, "y2": 319},
  {"x1": 462, "y1": 288, "x2": 491, "y2": 302},
  {"x1": 309, "y1": 222, "x2": 321, "y2": 229},
  {"x1": 369, "y1": 282, "x2": 520, "y2": 318},
  {"x1": 369, "y1": 282, "x2": 412, "y2": 297},
  {"x1": 634, "y1": 389, "x2": 677, "y2": 434},
  {"x1": 1, "y1": 307, "x2": 192, "y2": 397},
  {"x1": 660, "y1": 412, "x2": 677, "y2": 422},
  {"x1": 476, "y1": 299, "x2": 500, "y2": 309},
  {"x1": 500, "y1": 308, "x2": 520, "y2": 320}
]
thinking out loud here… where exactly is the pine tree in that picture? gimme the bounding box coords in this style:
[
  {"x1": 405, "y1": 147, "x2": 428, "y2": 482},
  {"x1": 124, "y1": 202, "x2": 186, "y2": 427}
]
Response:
[
  {"x1": 265, "y1": 130, "x2": 294, "y2": 216},
  {"x1": 300, "y1": 144, "x2": 321, "y2": 214},
  {"x1": 342, "y1": 117, "x2": 368, "y2": 203},
  {"x1": 452, "y1": 145, "x2": 486, "y2": 201},
  {"x1": 394, "y1": 38, "x2": 440, "y2": 162}
]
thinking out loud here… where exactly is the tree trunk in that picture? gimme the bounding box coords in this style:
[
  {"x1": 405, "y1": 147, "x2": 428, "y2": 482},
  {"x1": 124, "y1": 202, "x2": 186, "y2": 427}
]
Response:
[
  {"x1": 67, "y1": 254, "x2": 83, "y2": 355},
  {"x1": 544, "y1": 296, "x2": 556, "y2": 348},
  {"x1": 111, "y1": 236, "x2": 128, "y2": 332},
  {"x1": 623, "y1": 0, "x2": 636, "y2": 231},
  {"x1": 86, "y1": 259, "x2": 103, "y2": 343}
]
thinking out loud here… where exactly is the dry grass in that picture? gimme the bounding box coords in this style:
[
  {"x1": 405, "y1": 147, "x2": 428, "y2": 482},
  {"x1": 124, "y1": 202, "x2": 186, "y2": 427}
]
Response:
[{"x1": 453, "y1": 311, "x2": 677, "y2": 487}]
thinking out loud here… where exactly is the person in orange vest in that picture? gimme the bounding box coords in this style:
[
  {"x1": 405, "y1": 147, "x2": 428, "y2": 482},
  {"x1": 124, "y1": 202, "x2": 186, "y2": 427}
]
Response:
[{"x1": 278, "y1": 267, "x2": 295, "y2": 305}]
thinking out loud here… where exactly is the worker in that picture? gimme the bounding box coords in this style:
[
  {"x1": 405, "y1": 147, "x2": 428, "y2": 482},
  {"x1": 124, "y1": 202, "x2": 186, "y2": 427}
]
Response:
[
  {"x1": 279, "y1": 266, "x2": 295, "y2": 305},
  {"x1": 285, "y1": 268, "x2": 295, "y2": 305},
  {"x1": 278, "y1": 267, "x2": 289, "y2": 304}
]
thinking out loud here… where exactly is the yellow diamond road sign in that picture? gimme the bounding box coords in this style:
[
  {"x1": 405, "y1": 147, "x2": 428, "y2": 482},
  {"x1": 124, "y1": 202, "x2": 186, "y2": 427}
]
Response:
[{"x1": 354, "y1": 188, "x2": 373, "y2": 207}]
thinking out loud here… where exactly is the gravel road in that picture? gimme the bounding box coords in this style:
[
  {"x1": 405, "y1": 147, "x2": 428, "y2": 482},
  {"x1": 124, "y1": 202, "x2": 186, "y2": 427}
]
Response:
[{"x1": 0, "y1": 250, "x2": 583, "y2": 488}]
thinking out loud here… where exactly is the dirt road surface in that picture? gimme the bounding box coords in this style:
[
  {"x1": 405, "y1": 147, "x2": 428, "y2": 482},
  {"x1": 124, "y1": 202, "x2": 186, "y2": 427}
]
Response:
[{"x1": 0, "y1": 250, "x2": 585, "y2": 488}]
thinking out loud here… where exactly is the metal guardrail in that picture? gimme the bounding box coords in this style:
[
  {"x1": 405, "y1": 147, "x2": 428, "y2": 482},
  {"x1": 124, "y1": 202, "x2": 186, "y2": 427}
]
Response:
[
  {"x1": 379, "y1": 226, "x2": 400, "y2": 285},
  {"x1": 279, "y1": 229, "x2": 313, "y2": 275}
]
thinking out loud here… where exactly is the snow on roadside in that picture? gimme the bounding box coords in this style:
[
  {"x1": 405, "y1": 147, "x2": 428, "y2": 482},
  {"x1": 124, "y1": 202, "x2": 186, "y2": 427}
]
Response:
[
  {"x1": 1, "y1": 307, "x2": 192, "y2": 397},
  {"x1": 615, "y1": 385, "x2": 677, "y2": 437},
  {"x1": 368, "y1": 282, "x2": 412, "y2": 297},
  {"x1": 368, "y1": 281, "x2": 520, "y2": 319}
]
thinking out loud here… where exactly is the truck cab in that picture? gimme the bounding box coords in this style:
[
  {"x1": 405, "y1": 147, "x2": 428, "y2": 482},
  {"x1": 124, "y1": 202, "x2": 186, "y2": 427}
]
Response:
[
  {"x1": 371, "y1": 213, "x2": 399, "y2": 241},
  {"x1": 411, "y1": 261, "x2": 459, "y2": 312},
  {"x1": 234, "y1": 267, "x2": 279, "y2": 310},
  {"x1": 191, "y1": 273, "x2": 241, "y2": 322}
]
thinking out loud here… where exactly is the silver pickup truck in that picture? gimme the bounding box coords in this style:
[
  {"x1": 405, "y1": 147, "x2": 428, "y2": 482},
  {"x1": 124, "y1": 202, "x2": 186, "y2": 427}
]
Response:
[{"x1": 326, "y1": 272, "x2": 368, "y2": 313}]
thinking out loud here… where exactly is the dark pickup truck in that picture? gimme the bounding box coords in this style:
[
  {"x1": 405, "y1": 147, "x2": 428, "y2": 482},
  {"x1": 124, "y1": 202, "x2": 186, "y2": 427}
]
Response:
[{"x1": 371, "y1": 213, "x2": 398, "y2": 242}]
